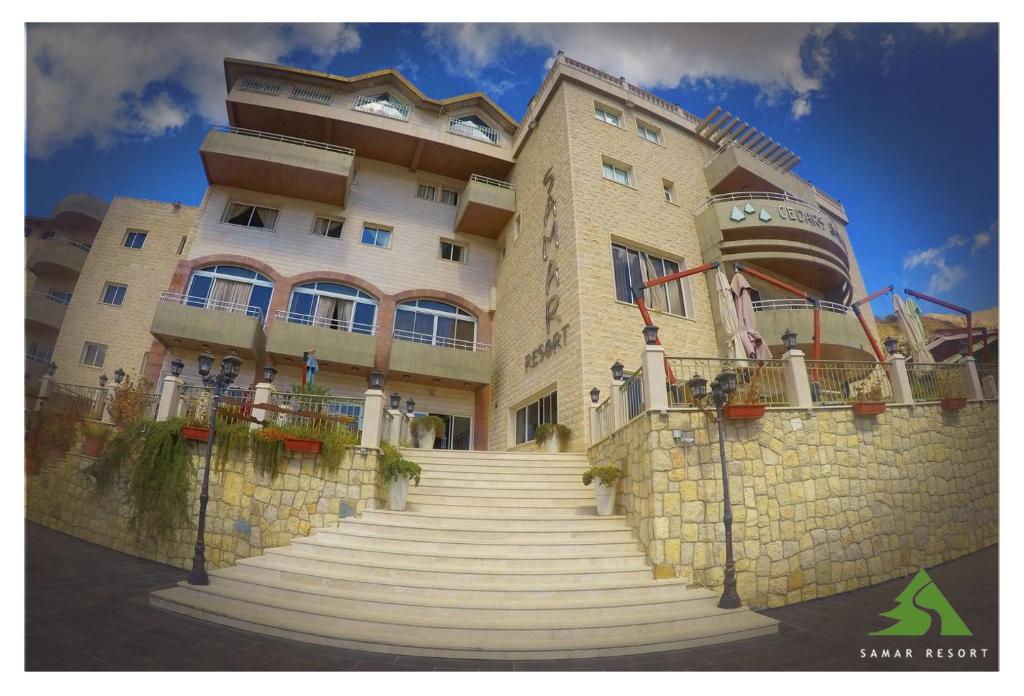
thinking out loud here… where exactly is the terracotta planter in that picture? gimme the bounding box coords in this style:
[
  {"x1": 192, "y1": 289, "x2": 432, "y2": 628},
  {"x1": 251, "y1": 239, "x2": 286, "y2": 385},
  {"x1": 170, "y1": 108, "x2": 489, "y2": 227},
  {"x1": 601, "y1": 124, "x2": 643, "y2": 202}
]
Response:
[
  {"x1": 80, "y1": 435, "x2": 107, "y2": 458},
  {"x1": 284, "y1": 437, "x2": 322, "y2": 454},
  {"x1": 852, "y1": 402, "x2": 887, "y2": 417},
  {"x1": 723, "y1": 403, "x2": 766, "y2": 420},
  {"x1": 942, "y1": 397, "x2": 967, "y2": 412},
  {"x1": 181, "y1": 426, "x2": 211, "y2": 442}
]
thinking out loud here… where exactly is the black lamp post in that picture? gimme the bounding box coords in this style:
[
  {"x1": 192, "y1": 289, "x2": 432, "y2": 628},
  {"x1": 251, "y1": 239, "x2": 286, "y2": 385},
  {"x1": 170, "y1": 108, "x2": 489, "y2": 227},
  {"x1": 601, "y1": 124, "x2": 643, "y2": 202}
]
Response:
[
  {"x1": 113, "y1": 367, "x2": 126, "y2": 384},
  {"x1": 405, "y1": 398, "x2": 416, "y2": 414},
  {"x1": 261, "y1": 364, "x2": 278, "y2": 384},
  {"x1": 781, "y1": 328, "x2": 798, "y2": 352},
  {"x1": 686, "y1": 369, "x2": 742, "y2": 609},
  {"x1": 170, "y1": 357, "x2": 185, "y2": 378},
  {"x1": 99, "y1": 374, "x2": 109, "y2": 388},
  {"x1": 368, "y1": 369, "x2": 384, "y2": 390},
  {"x1": 590, "y1": 387, "x2": 601, "y2": 404},
  {"x1": 390, "y1": 392, "x2": 402, "y2": 410},
  {"x1": 642, "y1": 324, "x2": 660, "y2": 345},
  {"x1": 883, "y1": 336, "x2": 899, "y2": 356},
  {"x1": 188, "y1": 350, "x2": 242, "y2": 586},
  {"x1": 611, "y1": 360, "x2": 625, "y2": 382}
]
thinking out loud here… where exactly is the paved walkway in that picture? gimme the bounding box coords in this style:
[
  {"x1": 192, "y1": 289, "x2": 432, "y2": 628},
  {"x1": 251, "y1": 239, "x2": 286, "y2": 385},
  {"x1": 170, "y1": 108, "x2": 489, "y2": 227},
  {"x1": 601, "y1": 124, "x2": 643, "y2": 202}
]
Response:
[{"x1": 25, "y1": 522, "x2": 997, "y2": 671}]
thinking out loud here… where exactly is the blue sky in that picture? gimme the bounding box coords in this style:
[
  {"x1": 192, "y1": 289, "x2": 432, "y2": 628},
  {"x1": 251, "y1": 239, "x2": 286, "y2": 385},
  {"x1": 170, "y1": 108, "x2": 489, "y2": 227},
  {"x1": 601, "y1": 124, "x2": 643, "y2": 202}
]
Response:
[{"x1": 25, "y1": 23, "x2": 999, "y2": 318}]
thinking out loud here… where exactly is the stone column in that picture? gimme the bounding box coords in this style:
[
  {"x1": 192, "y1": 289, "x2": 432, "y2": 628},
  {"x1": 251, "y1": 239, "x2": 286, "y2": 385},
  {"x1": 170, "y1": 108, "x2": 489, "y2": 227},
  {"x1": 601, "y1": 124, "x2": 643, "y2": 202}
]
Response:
[
  {"x1": 960, "y1": 356, "x2": 985, "y2": 401},
  {"x1": 886, "y1": 354, "x2": 914, "y2": 405},
  {"x1": 361, "y1": 388, "x2": 386, "y2": 448},
  {"x1": 589, "y1": 400, "x2": 600, "y2": 444},
  {"x1": 610, "y1": 379, "x2": 626, "y2": 430},
  {"x1": 781, "y1": 349, "x2": 813, "y2": 409},
  {"x1": 156, "y1": 375, "x2": 183, "y2": 421},
  {"x1": 34, "y1": 374, "x2": 52, "y2": 411},
  {"x1": 249, "y1": 382, "x2": 277, "y2": 430},
  {"x1": 100, "y1": 386, "x2": 114, "y2": 424},
  {"x1": 641, "y1": 344, "x2": 669, "y2": 413},
  {"x1": 385, "y1": 408, "x2": 403, "y2": 447}
]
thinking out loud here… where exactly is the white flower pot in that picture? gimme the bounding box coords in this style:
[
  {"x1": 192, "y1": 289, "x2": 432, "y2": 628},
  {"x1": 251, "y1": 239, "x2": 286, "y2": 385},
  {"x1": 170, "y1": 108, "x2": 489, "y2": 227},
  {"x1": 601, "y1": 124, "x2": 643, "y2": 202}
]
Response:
[
  {"x1": 388, "y1": 477, "x2": 408, "y2": 511},
  {"x1": 543, "y1": 436, "x2": 562, "y2": 454},
  {"x1": 595, "y1": 483, "x2": 616, "y2": 516},
  {"x1": 416, "y1": 427, "x2": 435, "y2": 449}
]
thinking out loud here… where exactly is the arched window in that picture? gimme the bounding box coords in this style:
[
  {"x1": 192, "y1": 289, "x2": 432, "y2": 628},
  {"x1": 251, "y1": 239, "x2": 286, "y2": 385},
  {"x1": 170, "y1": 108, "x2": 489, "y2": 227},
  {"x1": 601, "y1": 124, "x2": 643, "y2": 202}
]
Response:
[
  {"x1": 286, "y1": 281, "x2": 377, "y2": 335},
  {"x1": 394, "y1": 299, "x2": 478, "y2": 351},
  {"x1": 185, "y1": 265, "x2": 274, "y2": 320}
]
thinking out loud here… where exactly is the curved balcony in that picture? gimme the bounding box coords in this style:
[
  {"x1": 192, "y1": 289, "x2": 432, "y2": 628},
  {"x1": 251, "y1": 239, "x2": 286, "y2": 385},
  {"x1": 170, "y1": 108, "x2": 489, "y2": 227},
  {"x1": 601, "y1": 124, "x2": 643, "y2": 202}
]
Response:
[
  {"x1": 265, "y1": 311, "x2": 377, "y2": 377},
  {"x1": 51, "y1": 192, "x2": 108, "y2": 232},
  {"x1": 25, "y1": 292, "x2": 68, "y2": 332},
  {"x1": 750, "y1": 299, "x2": 876, "y2": 361},
  {"x1": 27, "y1": 239, "x2": 90, "y2": 278}
]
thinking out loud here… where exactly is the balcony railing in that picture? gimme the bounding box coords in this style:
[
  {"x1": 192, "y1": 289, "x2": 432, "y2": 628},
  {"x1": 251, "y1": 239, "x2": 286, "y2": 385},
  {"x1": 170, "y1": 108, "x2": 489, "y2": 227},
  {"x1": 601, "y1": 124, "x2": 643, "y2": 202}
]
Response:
[
  {"x1": 269, "y1": 391, "x2": 364, "y2": 433},
  {"x1": 593, "y1": 396, "x2": 614, "y2": 441},
  {"x1": 448, "y1": 119, "x2": 501, "y2": 145},
  {"x1": 289, "y1": 84, "x2": 333, "y2": 105},
  {"x1": 907, "y1": 363, "x2": 966, "y2": 402},
  {"x1": 665, "y1": 357, "x2": 790, "y2": 407},
  {"x1": 752, "y1": 299, "x2": 850, "y2": 315},
  {"x1": 696, "y1": 190, "x2": 818, "y2": 213},
  {"x1": 621, "y1": 368, "x2": 646, "y2": 421},
  {"x1": 392, "y1": 329, "x2": 491, "y2": 352},
  {"x1": 274, "y1": 310, "x2": 376, "y2": 336},
  {"x1": 208, "y1": 125, "x2": 355, "y2": 156},
  {"x1": 805, "y1": 360, "x2": 894, "y2": 405},
  {"x1": 469, "y1": 173, "x2": 514, "y2": 190},
  {"x1": 27, "y1": 290, "x2": 72, "y2": 306},
  {"x1": 46, "y1": 382, "x2": 104, "y2": 419},
  {"x1": 352, "y1": 94, "x2": 410, "y2": 121},
  {"x1": 159, "y1": 291, "x2": 265, "y2": 322},
  {"x1": 237, "y1": 76, "x2": 282, "y2": 95}
]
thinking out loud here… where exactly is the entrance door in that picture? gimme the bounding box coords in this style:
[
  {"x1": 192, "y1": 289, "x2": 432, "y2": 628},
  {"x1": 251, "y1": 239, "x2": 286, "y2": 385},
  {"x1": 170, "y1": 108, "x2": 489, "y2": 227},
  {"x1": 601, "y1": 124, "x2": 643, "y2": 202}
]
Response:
[{"x1": 424, "y1": 413, "x2": 472, "y2": 450}]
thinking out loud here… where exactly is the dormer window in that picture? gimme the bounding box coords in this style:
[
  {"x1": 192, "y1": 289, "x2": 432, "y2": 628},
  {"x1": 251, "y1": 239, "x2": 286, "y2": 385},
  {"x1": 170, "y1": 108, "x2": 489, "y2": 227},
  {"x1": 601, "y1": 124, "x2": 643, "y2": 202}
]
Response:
[
  {"x1": 449, "y1": 115, "x2": 500, "y2": 145},
  {"x1": 353, "y1": 92, "x2": 410, "y2": 121}
]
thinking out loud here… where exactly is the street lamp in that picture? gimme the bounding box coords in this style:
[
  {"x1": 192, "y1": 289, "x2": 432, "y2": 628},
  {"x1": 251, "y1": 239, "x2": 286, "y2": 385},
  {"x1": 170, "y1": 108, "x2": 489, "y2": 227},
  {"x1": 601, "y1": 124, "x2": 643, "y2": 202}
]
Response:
[
  {"x1": 188, "y1": 350, "x2": 242, "y2": 586},
  {"x1": 368, "y1": 369, "x2": 384, "y2": 390},
  {"x1": 590, "y1": 387, "x2": 601, "y2": 404},
  {"x1": 611, "y1": 360, "x2": 625, "y2": 382},
  {"x1": 261, "y1": 364, "x2": 278, "y2": 384},
  {"x1": 405, "y1": 398, "x2": 416, "y2": 414},
  {"x1": 686, "y1": 369, "x2": 742, "y2": 609},
  {"x1": 781, "y1": 328, "x2": 798, "y2": 352},
  {"x1": 99, "y1": 374, "x2": 108, "y2": 388},
  {"x1": 642, "y1": 324, "x2": 660, "y2": 345},
  {"x1": 390, "y1": 392, "x2": 402, "y2": 410},
  {"x1": 884, "y1": 336, "x2": 899, "y2": 356},
  {"x1": 170, "y1": 357, "x2": 185, "y2": 378},
  {"x1": 113, "y1": 367, "x2": 126, "y2": 384}
]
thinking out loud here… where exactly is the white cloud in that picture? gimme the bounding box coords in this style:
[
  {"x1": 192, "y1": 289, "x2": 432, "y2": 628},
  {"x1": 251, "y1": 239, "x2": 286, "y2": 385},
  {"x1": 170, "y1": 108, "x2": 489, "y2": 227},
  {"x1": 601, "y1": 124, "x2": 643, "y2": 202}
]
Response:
[
  {"x1": 926, "y1": 259, "x2": 967, "y2": 293},
  {"x1": 971, "y1": 222, "x2": 996, "y2": 254},
  {"x1": 423, "y1": 23, "x2": 841, "y2": 121},
  {"x1": 902, "y1": 229, "x2": 996, "y2": 293},
  {"x1": 26, "y1": 23, "x2": 361, "y2": 158},
  {"x1": 903, "y1": 235, "x2": 968, "y2": 270},
  {"x1": 915, "y1": 23, "x2": 993, "y2": 43},
  {"x1": 880, "y1": 33, "x2": 896, "y2": 75}
]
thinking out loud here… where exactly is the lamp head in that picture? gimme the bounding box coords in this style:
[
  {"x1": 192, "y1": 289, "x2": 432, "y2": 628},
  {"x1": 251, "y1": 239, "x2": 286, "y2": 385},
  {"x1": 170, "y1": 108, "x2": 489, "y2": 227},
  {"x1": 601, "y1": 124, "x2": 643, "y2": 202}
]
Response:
[
  {"x1": 170, "y1": 357, "x2": 185, "y2": 377},
  {"x1": 716, "y1": 370, "x2": 738, "y2": 395},
  {"x1": 642, "y1": 324, "x2": 659, "y2": 346},
  {"x1": 390, "y1": 392, "x2": 402, "y2": 410},
  {"x1": 113, "y1": 367, "x2": 126, "y2": 384},
  {"x1": 197, "y1": 350, "x2": 215, "y2": 377},
  {"x1": 590, "y1": 386, "x2": 601, "y2": 404},
  {"x1": 220, "y1": 351, "x2": 242, "y2": 383},
  {"x1": 781, "y1": 328, "x2": 798, "y2": 351},
  {"x1": 611, "y1": 360, "x2": 625, "y2": 382},
  {"x1": 884, "y1": 336, "x2": 899, "y2": 356},
  {"x1": 47, "y1": 362, "x2": 57, "y2": 376},
  {"x1": 687, "y1": 373, "x2": 708, "y2": 401},
  {"x1": 405, "y1": 398, "x2": 415, "y2": 414},
  {"x1": 368, "y1": 369, "x2": 384, "y2": 390},
  {"x1": 99, "y1": 374, "x2": 108, "y2": 388},
  {"x1": 261, "y1": 364, "x2": 278, "y2": 384}
]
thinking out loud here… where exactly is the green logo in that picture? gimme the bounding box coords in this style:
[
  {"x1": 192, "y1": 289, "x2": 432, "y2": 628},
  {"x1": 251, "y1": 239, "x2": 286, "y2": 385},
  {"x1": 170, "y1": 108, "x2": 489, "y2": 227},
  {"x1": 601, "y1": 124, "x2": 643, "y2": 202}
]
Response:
[{"x1": 870, "y1": 569, "x2": 972, "y2": 637}]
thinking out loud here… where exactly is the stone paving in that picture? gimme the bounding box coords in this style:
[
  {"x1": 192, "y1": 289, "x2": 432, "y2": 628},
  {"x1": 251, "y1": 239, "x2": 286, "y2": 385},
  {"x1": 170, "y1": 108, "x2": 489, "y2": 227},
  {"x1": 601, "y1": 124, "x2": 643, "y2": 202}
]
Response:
[{"x1": 24, "y1": 523, "x2": 997, "y2": 671}]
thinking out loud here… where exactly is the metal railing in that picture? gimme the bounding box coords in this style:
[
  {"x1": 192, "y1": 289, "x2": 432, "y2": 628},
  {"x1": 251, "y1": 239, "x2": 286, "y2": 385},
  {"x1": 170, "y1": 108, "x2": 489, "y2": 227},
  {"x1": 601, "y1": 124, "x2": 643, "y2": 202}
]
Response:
[
  {"x1": 46, "y1": 383, "x2": 104, "y2": 419},
  {"x1": 352, "y1": 94, "x2": 411, "y2": 121},
  {"x1": 274, "y1": 310, "x2": 376, "y2": 335},
  {"x1": 594, "y1": 396, "x2": 614, "y2": 441},
  {"x1": 178, "y1": 384, "x2": 214, "y2": 423},
  {"x1": 290, "y1": 84, "x2": 333, "y2": 105},
  {"x1": 665, "y1": 357, "x2": 790, "y2": 407},
  {"x1": 621, "y1": 368, "x2": 646, "y2": 421},
  {"x1": 27, "y1": 290, "x2": 72, "y2": 306},
  {"x1": 752, "y1": 298, "x2": 851, "y2": 315},
  {"x1": 448, "y1": 118, "x2": 501, "y2": 145},
  {"x1": 380, "y1": 408, "x2": 395, "y2": 444},
  {"x1": 561, "y1": 56, "x2": 701, "y2": 125},
  {"x1": 804, "y1": 360, "x2": 894, "y2": 405},
  {"x1": 209, "y1": 125, "x2": 355, "y2": 156},
  {"x1": 25, "y1": 352, "x2": 53, "y2": 366},
  {"x1": 469, "y1": 173, "x2": 515, "y2": 190},
  {"x1": 269, "y1": 392, "x2": 364, "y2": 433},
  {"x1": 141, "y1": 393, "x2": 161, "y2": 421},
  {"x1": 237, "y1": 76, "x2": 282, "y2": 95},
  {"x1": 907, "y1": 363, "x2": 966, "y2": 402},
  {"x1": 392, "y1": 329, "x2": 491, "y2": 352},
  {"x1": 159, "y1": 291, "x2": 265, "y2": 322},
  {"x1": 976, "y1": 361, "x2": 998, "y2": 386},
  {"x1": 696, "y1": 190, "x2": 818, "y2": 212}
]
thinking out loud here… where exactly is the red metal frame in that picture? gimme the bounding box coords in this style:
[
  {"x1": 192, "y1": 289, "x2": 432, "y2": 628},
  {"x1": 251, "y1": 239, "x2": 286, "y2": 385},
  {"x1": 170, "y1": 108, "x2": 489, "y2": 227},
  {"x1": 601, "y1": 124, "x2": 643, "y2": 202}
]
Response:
[
  {"x1": 904, "y1": 288, "x2": 973, "y2": 359},
  {"x1": 851, "y1": 285, "x2": 894, "y2": 363},
  {"x1": 733, "y1": 263, "x2": 822, "y2": 363}
]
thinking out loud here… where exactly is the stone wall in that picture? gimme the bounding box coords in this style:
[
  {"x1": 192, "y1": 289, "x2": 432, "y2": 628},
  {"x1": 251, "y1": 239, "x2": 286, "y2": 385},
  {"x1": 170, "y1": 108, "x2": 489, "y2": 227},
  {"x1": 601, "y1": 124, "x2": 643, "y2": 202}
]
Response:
[
  {"x1": 26, "y1": 441, "x2": 380, "y2": 571},
  {"x1": 589, "y1": 402, "x2": 998, "y2": 608}
]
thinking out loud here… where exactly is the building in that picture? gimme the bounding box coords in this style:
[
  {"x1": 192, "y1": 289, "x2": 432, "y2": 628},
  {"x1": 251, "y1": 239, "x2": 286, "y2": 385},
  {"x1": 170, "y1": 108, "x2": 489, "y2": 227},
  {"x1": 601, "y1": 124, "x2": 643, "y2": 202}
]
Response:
[{"x1": 27, "y1": 53, "x2": 879, "y2": 450}]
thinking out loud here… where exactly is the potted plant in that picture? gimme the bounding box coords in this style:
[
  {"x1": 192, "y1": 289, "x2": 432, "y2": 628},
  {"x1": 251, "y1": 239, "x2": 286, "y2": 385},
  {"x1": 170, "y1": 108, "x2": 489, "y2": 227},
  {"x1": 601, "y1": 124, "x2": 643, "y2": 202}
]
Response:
[
  {"x1": 283, "y1": 433, "x2": 322, "y2": 454},
  {"x1": 379, "y1": 444, "x2": 422, "y2": 511},
  {"x1": 80, "y1": 421, "x2": 113, "y2": 457},
  {"x1": 942, "y1": 397, "x2": 967, "y2": 412},
  {"x1": 723, "y1": 402, "x2": 766, "y2": 420},
  {"x1": 850, "y1": 383, "x2": 887, "y2": 417},
  {"x1": 411, "y1": 415, "x2": 444, "y2": 450},
  {"x1": 582, "y1": 466, "x2": 623, "y2": 516},
  {"x1": 25, "y1": 411, "x2": 81, "y2": 475},
  {"x1": 180, "y1": 423, "x2": 211, "y2": 442},
  {"x1": 534, "y1": 423, "x2": 571, "y2": 453}
]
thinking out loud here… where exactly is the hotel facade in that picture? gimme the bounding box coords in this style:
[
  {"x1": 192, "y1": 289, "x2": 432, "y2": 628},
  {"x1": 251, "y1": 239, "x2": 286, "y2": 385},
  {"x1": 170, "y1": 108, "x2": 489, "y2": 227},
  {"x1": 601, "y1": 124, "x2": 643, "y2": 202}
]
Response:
[{"x1": 26, "y1": 53, "x2": 879, "y2": 452}]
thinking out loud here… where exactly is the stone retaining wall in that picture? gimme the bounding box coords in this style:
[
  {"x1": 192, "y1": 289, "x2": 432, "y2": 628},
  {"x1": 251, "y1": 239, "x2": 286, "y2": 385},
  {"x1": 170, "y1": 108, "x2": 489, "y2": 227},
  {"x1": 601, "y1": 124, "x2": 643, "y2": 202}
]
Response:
[
  {"x1": 589, "y1": 402, "x2": 998, "y2": 608},
  {"x1": 26, "y1": 441, "x2": 380, "y2": 571}
]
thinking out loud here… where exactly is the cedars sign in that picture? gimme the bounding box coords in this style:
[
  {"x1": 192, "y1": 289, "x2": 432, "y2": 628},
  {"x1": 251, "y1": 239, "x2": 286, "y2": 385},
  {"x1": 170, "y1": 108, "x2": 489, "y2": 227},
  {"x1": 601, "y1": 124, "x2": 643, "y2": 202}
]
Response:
[{"x1": 525, "y1": 166, "x2": 570, "y2": 371}]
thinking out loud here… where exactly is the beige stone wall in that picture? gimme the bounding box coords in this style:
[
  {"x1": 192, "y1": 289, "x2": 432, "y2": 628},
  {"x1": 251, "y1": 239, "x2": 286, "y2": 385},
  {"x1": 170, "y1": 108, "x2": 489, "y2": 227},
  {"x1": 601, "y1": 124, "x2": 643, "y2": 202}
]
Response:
[
  {"x1": 26, "y1": 440, "x2": 379, "y2": 571},
  {"x1": 589, "y1": 402, "x2": 998, "y2": 608}
]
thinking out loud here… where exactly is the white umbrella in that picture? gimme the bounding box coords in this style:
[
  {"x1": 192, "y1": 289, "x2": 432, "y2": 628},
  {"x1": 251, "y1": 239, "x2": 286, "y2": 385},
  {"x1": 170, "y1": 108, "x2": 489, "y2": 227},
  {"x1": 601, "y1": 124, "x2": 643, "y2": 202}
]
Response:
[
  {"x1": 731, "y1": 272, "x2": 773, "y2": 360},
  {"x1": 716, "y1": 270, "x2": 746, "y2": 359},
  {"x1": 893, "y1": 294, "x2": 933, "y2": 364}
]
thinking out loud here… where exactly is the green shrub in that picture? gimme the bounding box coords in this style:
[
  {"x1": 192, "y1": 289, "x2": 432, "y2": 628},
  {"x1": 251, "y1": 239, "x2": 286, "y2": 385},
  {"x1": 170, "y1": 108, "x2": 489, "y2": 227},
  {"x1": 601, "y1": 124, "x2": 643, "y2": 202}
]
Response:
[
  {"x1": 410, "y1": 414, "x2": 445, "y2": 437},
  {"x1": 213, "y1": 418, "x2": 252, "y2": 471},
  {"x1": 251, "y1": 427, "x2": 288, "y2": 480},
  {"x1": 317, "y1": 427, "x2": 357, "y2": 476},
  {"x1": 582, "y1": 466, "x2": 623, "y2": 487},
  {"x1": 26, "y1": 410, "x2": 81, "y2": 463},
  {"x1": 81, "y1": 420, "x2": 113, "y2": 443},
  {"x1": 379, "y1": 443, "x2": 421, "y2": 486},
  {"x1": 105, "y1": 375, "x2": 155, "y2": 428},
  {"x1": 534, "y1": 423, "x2": 571, "y2": 444},
  {"x1": 127, "y1": 420, "x2": 194, "y2": 542}
]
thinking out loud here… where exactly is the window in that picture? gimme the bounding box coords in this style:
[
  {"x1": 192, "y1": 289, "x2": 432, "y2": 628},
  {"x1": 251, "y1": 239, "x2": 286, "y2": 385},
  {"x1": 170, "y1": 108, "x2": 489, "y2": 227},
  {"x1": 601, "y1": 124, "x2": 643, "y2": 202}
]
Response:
[
  {"x1": 449, "y1": 115, "x2": 499, "y2": 144},
  {"x1": 221, "y1": 202, "x2": 279, "y2": 230},
  {"x1": 440, "y1": 188, "x2": 460, "y2": 207},
  {"x1": 27, "y1": 342, "x2": 53, "y2": 362},
  {"x1": 394, "y1": 299, "x2": 478, "y2": 350},
  {"x1": 312, "y1": 217, "x2": 343, "y2": 239},
  {"x1": 41, "y1": 230, "x2": 56, "y2": 240},
  {"x1": 123, "y1": 230, "x2": 147, "y2": 249},
  {"x1": 439, "y1": 239, "x2": 466, "y2": 263},
  {"x1": 100, "y1": 283, "x2": 127, "y2": 306},
  {"x1": 515, "y1": 391, "x2": 558, "y2": 445},
  {"x1": 80, "y1": 342, "x2": 107, "y2": 368},
  {"x1": 663, "y1": 180, "x2": 676, "y2": 203},
  {"x1": 46, "y1": 290, "x2": 72, "y2": 305},
  {"x1": 612, "y1": 242, "x2": 689, "y2": 317},
  {"x1": 185, "y1": 265, "x2": 274, "y2": 320},
  {"x1": 637, "y1": 121, "x2": 662, "y2": 144},
  {"x1": 594, "y1": 104, "x2": 621, "y2": 127},
  {"x1": 361, "y1": 224, "x2": 392, "y2": 248},
  {"x1": 287, "y1": 281, "x2": 378, "y2": 334},
  {"x1": 417, "y1": 413, "x2": 472, "y2": 450},
  {"x1": 416, "y1": 184, "x2": 436, "y2": 202},
  {"x1": 353, "y1": 92, "x2": 410, "y2": 121},
  {"x1": 602, "y1": 158, "x2": 633, "y2": 187}
]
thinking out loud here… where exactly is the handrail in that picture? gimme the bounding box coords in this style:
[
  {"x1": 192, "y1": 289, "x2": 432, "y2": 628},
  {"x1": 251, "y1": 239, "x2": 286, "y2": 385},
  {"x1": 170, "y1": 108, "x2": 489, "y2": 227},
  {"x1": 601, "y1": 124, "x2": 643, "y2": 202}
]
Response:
[
  {"x1": 752, "y1": 298, "x2": 850, "y2": 315},
  {"x1": 209, "y1": 125, "x2": 355, "y2": 156},
  {"x1": 274, "y1": 309, "x2": 377, "y2": 335},
  {"x1": 159, "y1": 291, "x2": 265, "y2": 322},
  {"x1": 25, "y1": 353, "x2": 53, "y2": 365},
  {"x1": 469, "y1": 173, "x2": 515, "y2": 190},
  {"x1": 696, "y1": 191, "x2": 818, "y2": 212},
  {"x1": 448, "y1": 118, "x2": 501, "y2": 145},
  {"x1": 392, "y1": 328, "x2": 491, "y2": 352},
  {"x1": 27, "y1": 290, "x2": 72, "y2": 305},
  {"x1": 352, "y1": 94, "x2": 411, "y2": 121},
  {"x1": 35, "y1": 237, "x2": 91, "y2": 253}
]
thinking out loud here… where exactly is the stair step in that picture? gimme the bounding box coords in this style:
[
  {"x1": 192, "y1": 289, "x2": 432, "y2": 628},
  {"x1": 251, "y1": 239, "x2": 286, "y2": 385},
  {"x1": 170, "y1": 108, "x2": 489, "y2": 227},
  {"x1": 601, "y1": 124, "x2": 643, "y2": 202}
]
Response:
[
  {"x1": 409, "y1": 487, "x2": 592, "y2": 501},
  {"x1": 318, "y1": 523, "x2": 639, "y2": 546},
  {"x1": 416, "y1": 465, "x2": 591, "y2": 476},
  {"x1": 416, "y1": 470, "x2": 587, "y2": 483},
  {"x1": 416, "y1": 477, "x2": 587, "y2": 490},
  {"x1": 359, "y1": 509, "x2": 627, "y2": 530},
  {"x1": 404, "y1": 502, "x2": 597, "y2": 516},
  {"x1": 400, "y1": 449, "x2": 589, "y2": 464}
]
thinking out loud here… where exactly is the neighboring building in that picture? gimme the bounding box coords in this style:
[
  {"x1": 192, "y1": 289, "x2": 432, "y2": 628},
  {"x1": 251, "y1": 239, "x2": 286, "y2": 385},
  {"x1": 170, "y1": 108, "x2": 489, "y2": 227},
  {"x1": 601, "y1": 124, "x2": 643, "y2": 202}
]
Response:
[
  {"x1": 926, "y1": 328, "x2": 998, "y2": 364},
  {"x1": 28, "y1": 53, "x2": 879, "y2": 450}
]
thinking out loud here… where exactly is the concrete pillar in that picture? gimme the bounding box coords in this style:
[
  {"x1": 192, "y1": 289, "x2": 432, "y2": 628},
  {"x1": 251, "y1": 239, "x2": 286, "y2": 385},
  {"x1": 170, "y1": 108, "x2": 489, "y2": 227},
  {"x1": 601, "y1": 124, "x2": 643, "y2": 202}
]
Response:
[
  {"x1": 589, "y1": 401, "x2": 600, "y2": 444},
  {"x1": 610, "y1": 379, "x2": 626, "y2": 430},
  {"x1": 781, "y1": 349, "x2": 813, "y2": 409},
  {"x1": 385, "y1": 408, "x2": 403, "y2": 447},
  {"x1": 100, "y1": 387, "x2": 114, "y2": 424},
  {"x1": 982, "y1": 375, "x2": 997, "y2": 399},
  {"x1": 156, "y1": 375, "x2": 184, "y2": 421},
  {"x1": 360, "y1": 388, "x2": 386, "y2": 448},
  {"x1": 249, "y1": 382, "x2": 276, "y2": 430},
  {"x1": 886, "y1": 354, "x2": 914, "y2": 405},
  {"x1": 34, "y1": 374, "x2": 52, "y2": 411},
  {"x1": 641, "y1": 344, "x2": 669, "y2": 413},
  {"x1": 960, "y1": 356, "x2": 984, "y2": 401}
]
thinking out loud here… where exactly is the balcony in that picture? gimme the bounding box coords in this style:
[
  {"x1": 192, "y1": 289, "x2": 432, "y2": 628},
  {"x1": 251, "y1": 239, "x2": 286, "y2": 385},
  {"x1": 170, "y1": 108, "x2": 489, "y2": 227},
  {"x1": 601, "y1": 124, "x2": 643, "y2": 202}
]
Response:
[
  {"x1": 694, "y1": 192, "x2": 852, "y2": 296},
  {"x1": 704, "y1": 141, "x2": 817, "y2": 200},
  {"x1": 265, "y1": 311, "x2": 377, "y2": 377},
  {"x1": 25, "y1": 292, "x2": 69, "y2": 332},
  {"x1": 26, "y1": 239, "x2": 90, "y2": 278},
  {"x1": 388, "y1": 331, "x2": 492, "y2": 387},
  {"x1": 150, "y1": 292, "x2": 266, "y2": 359},
  {"x1": 199, "y1": 126, "x2": 355, "y2": 207},
  {"x1": 51, "y1": 192, "x2": 108, "y2": 232},
  {"x1": 751, "y1": 299, "x2": 876, "y2": 361},
  {"x1": 25, "y1": 354, "x2": 51, "y2": 396},
  {"x1": 454, "y1": 175, "x2": 516, "y2": 238}
]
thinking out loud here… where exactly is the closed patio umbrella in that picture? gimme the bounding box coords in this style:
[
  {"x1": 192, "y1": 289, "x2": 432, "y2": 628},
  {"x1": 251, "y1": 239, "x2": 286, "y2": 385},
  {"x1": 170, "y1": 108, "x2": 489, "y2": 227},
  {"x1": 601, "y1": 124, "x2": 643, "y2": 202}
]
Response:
[
  {"x1": 893, "y1": 294, "x2": 933, "y2": 364},
  {"x1": 716, "y1": 270, "x2": 745, "y2": 359},
  {"x1": 731, "y1": 272, "x2": 773, "y2": 360}
]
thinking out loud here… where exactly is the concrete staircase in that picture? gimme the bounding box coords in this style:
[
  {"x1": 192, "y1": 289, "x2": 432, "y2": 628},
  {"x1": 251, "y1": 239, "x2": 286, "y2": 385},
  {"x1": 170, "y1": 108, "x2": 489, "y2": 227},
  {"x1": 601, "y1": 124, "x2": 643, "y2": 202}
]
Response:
[{"x1": 151, "y1": 449, "x2": 778, "y2": 660}]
